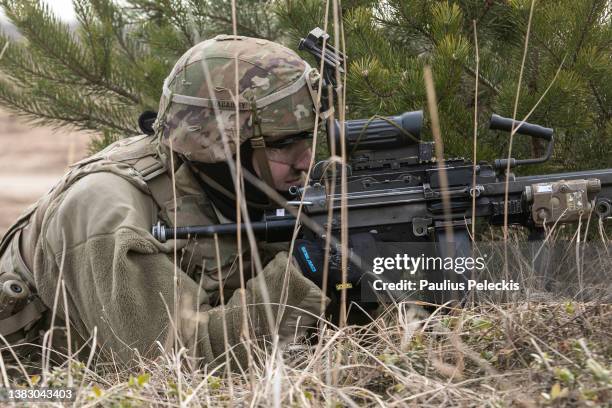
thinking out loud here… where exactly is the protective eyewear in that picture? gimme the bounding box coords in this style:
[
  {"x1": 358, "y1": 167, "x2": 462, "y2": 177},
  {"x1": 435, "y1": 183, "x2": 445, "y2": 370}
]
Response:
[{"x1": 265, "y1": 133, "x2": 313, "y2": 165}]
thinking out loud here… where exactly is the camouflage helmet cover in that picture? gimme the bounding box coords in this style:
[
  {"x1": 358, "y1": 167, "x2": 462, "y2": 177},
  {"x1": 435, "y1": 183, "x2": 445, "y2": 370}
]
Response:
[{"x1": 155, "y1": 34, "x2": 320, "y2": 163}]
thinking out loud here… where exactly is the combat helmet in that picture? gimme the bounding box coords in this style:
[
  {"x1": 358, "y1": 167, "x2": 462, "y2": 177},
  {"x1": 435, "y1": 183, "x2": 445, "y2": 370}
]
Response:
[{"x1": 154, "y1": 34, "x2": 321, "y2": 186}]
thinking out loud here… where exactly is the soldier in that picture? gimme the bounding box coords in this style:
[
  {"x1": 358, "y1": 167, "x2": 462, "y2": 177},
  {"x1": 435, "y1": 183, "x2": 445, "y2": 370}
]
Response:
[{"x1": 0, "y1": 35, "x2": 342, "y2": 367}]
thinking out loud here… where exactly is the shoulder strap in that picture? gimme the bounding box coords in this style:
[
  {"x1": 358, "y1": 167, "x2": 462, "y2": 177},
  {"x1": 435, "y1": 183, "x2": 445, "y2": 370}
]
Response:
[
  {"x1": 144, "y1": 172, "x2": 174, "y2": 219},
  {"x1": 0, "y1": 297, "x2": 47, "y2": 337},
  {"x1": 127, "y1": 143, "x2": 175, "y2": 217},
  {"x1": 102, "y1": 135, "x2": 176, "y2": 214},
  {"x1": 0, "y1": 204, "x2": 38, "y2": 257}
]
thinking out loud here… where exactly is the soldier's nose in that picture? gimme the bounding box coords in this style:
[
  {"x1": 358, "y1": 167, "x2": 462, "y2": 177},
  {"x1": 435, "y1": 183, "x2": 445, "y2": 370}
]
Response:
[{"x1": 294, "y1": 148, "x2": 311, "y2": 171}]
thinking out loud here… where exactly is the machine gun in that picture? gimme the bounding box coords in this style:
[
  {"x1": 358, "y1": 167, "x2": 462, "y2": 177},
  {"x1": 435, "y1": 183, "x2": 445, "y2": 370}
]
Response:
[
  {"x1": 152, "y1": 109, "x2": 612, "y2": 297},
  {"x1": 151, "y1": 28, "x2": 612, "y2": 303}
]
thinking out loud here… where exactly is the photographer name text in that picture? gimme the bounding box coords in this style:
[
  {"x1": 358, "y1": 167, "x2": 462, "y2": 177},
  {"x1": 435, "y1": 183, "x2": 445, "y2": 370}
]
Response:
[{"x1": 372, "y1": 279, "x2": 520, "y2": 292}]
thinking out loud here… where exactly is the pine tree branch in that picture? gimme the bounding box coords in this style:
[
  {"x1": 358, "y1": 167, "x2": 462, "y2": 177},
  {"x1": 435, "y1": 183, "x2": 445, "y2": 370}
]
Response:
[
  {"x1": 531, "y1": 36, "x2": 563, "y2": 65},
  {"x1": 463, "y1": 64, "x2": 499, "y2": 94},
  {"x1": 37, "y1": 37, "x2": 140, "y2": 105},
  {"x1": 1, "y1": 53, "x2": 88, "y2": 88},
  {"x1": 0, "y1": 73, "x2": 138, "y2": 134},
  {"x1": 197, "y1": 11, "x2": 273, "y2": 39},
  {"x1": 527, "y1": 2, "x2": 608, "y2": 122},
  {"x1": 361, "y1": 74, "x2": 397, "y2": 99},
  {"x1": 589, "y1": 81, "x2": 610, "y2": 121},
  {"x1": 111, "y1": 22, "x2": 139, "y2": 65},
  {"x1": 0, "y1": 39, "x2": 131, "y2": 106},
  {"x1": 3, "y1": 1, "x2": 142, "y2": 104},
  {"x1": 572, "y1": 0, "x2": 598, "y2": 64},
  {"x1": 94, "y1": 0, "x2": 142, "y2": 65},
  {"x1": 475, "y1": 0, "x2": 495, "y2": 23},
  {"x1": 0, "y1": 90, "x2": 136, "y2": 134},
  {"x1": 168, "y1": 0, "x2": 196, "y2": 46},
  {"x1": 375, "y1": 10, "x2": 500, "y2": 96}
]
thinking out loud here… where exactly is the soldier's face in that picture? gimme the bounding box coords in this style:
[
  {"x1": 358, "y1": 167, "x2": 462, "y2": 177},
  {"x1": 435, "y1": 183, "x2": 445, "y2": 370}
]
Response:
[{"x1": 253, "y1": 139, "x2": 312, "y2": 190}]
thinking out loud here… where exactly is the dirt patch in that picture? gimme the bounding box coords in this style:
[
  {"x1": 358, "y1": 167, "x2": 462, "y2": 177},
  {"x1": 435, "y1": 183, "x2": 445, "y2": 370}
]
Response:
[{"x1": 0, "y1": 110, "x2": 90, "y2": 236}]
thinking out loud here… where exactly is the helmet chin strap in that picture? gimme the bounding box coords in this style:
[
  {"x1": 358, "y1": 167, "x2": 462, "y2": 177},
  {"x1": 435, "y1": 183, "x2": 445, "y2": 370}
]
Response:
[
  {"x1": 249, "y1": 99, "x2": 276, "y2": 188},
  {"x1": 250, "y1": 136, "x2": 275, "y2": 188}
]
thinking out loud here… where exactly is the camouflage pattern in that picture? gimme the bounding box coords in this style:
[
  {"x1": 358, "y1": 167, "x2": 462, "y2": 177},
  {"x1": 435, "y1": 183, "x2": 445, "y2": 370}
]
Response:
[{"x1": 156, "y1": 35, "x2": 319, "y2": 163}]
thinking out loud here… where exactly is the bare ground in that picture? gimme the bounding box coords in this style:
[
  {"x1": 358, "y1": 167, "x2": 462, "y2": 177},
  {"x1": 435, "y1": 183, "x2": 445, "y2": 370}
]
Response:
[{"x1": 0, "y1": 110, "x2": 89, "y2": 236}]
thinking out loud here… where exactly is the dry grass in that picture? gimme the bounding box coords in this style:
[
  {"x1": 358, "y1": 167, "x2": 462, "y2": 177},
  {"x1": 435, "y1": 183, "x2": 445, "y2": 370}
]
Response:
[
  {"x1": 2, "y1": 298, "x2": 610, "y2": 407},
  {"x1": 3, "y1": 221, "x2": 610, "y2": 407}
]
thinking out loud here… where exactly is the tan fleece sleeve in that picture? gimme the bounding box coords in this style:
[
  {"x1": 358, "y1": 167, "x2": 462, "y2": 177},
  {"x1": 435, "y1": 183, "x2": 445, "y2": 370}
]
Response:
[{"x1": 35, "y1": 172, "x2": 325, "y2": 366}]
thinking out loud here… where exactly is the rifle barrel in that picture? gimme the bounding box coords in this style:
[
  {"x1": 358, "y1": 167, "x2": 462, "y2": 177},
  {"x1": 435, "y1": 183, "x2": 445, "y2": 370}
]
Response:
[{"x1": 152, "y1": 218, "x2": 297, "y2": 242}]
